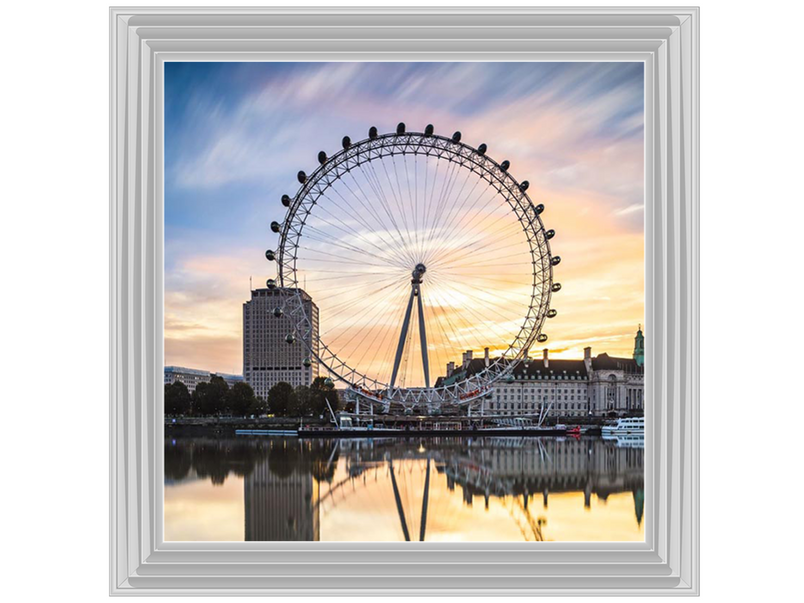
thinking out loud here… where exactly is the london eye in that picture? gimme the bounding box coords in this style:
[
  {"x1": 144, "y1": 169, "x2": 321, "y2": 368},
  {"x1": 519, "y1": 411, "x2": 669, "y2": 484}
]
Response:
[{"x1": 266, "y1": 123, "x2": 559, "y2": 412}]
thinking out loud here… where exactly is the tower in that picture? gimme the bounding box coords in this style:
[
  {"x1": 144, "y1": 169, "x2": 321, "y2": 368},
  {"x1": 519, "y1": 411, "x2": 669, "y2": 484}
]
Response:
[
  {"x1": 633, "y1": 325, "x2": 645, "y2": 367},
  {"x1": 243, "y1": 287, "x2": 319, "y2": 400}
]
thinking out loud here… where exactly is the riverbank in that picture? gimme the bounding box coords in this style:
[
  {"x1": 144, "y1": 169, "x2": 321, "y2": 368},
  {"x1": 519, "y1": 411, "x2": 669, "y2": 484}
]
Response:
[
  {"x1": 165, "y1": 416, "x2": 328, "y2": 436},
  {"x1": 164, "y1": 414, "x2": 631, "y2": 436}
]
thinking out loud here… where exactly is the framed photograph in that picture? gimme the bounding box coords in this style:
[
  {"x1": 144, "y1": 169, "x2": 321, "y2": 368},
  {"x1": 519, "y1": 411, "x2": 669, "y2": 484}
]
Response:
[{"x1": 111, "y1": 6, "x2": 698, "y2": 595}]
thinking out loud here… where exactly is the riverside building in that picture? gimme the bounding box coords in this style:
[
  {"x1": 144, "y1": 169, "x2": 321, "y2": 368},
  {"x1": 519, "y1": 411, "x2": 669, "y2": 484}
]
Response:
[
  {"x1": 164, "y1": 366, "x2": 244, "y2": 394},
  {"x1": 243, "y1": 287, "x2": 319, "y2": 400},
  {"x1": 441, "y1": 327, "x2": 645, "y2": 418}
]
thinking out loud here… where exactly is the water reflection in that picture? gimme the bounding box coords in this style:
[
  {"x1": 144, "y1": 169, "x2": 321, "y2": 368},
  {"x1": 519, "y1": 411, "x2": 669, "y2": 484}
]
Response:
[{"x1": 165, "y1": 437, "x2": 644, "y2": 542}]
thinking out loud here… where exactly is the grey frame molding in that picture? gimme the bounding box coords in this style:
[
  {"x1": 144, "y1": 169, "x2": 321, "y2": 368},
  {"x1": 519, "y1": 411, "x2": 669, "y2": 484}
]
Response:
[{"x1": 110, "y1": 6, "x2": 699, "y2": 596}]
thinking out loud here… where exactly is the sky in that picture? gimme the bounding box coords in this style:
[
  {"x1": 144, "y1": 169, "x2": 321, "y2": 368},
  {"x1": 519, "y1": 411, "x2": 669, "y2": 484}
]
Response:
[{"x1": 165, "y1": 62, "x2": 644, "y2": 378}]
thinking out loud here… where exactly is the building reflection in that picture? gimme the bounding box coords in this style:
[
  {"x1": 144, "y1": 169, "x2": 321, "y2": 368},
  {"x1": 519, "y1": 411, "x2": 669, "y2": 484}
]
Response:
[
  {"x1": 437, "y1": 437, "x2": 644, "y2": 527},
  {"x1": 165, "y1": 436, "x2": 644, "y2": 541},
  {"x1": 245, "y1": 457, "x2": 319, "y2": 541}
]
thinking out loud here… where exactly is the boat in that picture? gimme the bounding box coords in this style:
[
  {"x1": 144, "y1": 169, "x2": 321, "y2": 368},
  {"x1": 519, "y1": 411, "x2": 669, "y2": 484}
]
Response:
[
  {"x1": 298, "y1": 415, "x2": 407, "y2": 437},
  {"x1": 235, "y1": 429, "x2": 298, "y2": 436},
  {"x1": 601, "y1": 417, "x2": 645, "y2": 436},
  {"x1": 460, "y1": 417, "x2": 568, "y2": 436}
]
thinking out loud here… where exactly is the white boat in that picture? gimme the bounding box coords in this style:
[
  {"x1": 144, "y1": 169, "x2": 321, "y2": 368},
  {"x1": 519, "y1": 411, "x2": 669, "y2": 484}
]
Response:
[{"x1": 601, "y1": 417, "x2": 645, "y2": 436}]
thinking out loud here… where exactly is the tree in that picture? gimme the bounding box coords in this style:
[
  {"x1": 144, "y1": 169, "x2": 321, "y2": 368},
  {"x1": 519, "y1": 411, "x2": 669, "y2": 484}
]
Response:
[
  {"x1": 294, "y1": 385, "x2": 313, "y2": 417},
  {"x1": 308, "y1": 377, "x2": 339, "y2": 418},
  {"x1": 226, "y1": 382, "x2": 258, "y2": 417},
  {"x1": 193, "y1": 376, "x2": 230, "y2": 416},
  {"x1": 267, "y1": 381, "x2": 296, "y2": 417},
  {"x1": 165, "y1": 381, "x2": 191, "y2": 416},
  {"x1": 251, "y1": 396, "x2": 267, "y2": 417},
  {"x1": 286, "y1": 392, "x2": 303, "y2": 417},
  {"x1": 192, "y1": 382, "x2": 211, "y2": 415}
]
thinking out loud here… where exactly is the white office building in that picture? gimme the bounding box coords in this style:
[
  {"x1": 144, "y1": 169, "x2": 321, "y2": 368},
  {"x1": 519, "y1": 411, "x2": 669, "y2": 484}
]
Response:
[{"x1": 243, "y1": 287, "x2": 319, "y2": 400}]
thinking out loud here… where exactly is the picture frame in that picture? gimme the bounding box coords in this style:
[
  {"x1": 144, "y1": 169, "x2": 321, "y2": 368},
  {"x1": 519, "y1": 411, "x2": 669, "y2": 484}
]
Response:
[{"x1": 110, "y1": 6, "x2": 699, "y2": 595}]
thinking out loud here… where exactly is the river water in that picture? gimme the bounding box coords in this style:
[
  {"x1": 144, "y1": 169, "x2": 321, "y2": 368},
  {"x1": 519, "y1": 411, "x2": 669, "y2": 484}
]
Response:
[{"x1": 165, "y1": 435, "x2": 644, "y2": 542}]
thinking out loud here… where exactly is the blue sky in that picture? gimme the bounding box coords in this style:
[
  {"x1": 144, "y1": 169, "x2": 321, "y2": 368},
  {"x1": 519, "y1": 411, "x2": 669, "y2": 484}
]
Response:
[{"x1": 165, "y1": 62, "x2": 644, "y2": 375}]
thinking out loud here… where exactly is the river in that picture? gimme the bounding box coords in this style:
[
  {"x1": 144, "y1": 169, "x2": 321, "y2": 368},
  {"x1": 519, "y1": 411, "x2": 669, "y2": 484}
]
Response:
[{"x1": 165, "y1": 435, "x2": 644, "y2": 541}]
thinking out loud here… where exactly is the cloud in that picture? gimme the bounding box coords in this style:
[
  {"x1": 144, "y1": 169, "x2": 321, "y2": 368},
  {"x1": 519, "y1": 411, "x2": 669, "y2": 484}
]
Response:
[
  {"x1": 164, "y1": 62, "x2": 645, "y2": 378},
  {"x1": 615, "y1": 203, "x2": 645, "y2": 216}
]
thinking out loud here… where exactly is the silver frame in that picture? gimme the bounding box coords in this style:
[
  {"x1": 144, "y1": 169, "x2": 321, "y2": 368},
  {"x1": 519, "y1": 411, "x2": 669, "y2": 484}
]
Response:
[{"x1": 110, "y1": 6, "x2": 699, "y2": 595}]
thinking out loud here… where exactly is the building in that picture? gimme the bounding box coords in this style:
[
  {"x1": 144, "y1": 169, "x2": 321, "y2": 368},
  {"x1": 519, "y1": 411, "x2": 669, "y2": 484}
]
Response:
[
  {"x1": 243, "y1": 287, "x2": 319, "y2": 400},
  {"x1": 439, "y1": 327, "x2": 645, "y2": 417},
  {"x1": 164, "y1": 366, "x2": 243, "y2": 394},
  {"x1": 585, "y1": 348, "x2": 644, "y2": 415}
]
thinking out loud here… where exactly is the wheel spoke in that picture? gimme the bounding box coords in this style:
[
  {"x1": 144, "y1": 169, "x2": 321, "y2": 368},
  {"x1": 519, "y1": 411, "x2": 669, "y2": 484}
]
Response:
[{"x1": 276, "y1": 131, "x2": 554, "y2": 406}]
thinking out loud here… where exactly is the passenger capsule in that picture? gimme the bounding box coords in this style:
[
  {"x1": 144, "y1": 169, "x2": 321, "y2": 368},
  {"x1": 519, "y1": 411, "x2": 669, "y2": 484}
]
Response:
[
  {"x1": 318, "y1": 151, "x2": 327, "y2": 164},
  {"x1": 551, "y1": 283, "x2": 562, "y2": 292},
  {"x1": 535, "y1": 203, "x2": 544, "y2": 215},
  {"x1": 545, "y1": 229, "x2": 555, "y2": 240},
  {"x1": 396, "y1": 122, "x2": 406, "y2": 135},
  {"x1": 520, "y1": 180, "x2": 530, "y2": 191},
  {"x1": 452, "y1": 131, "x2": 462, "y2": 143},
  {"x1": 500, "y1": 160, "x2": 510, "y2": 172},
  {"x1": 324, "y1": 377, "x2": 334, "y2": 386},
  {"x1": 369, "y1": 126, "x2": 378, "y2": 139},
  {"x1": 285, "y1": 334, "x2": 295, "y2": 344},
  {"x1": 265, "y1": 249, "x2": 275, "y2": 261},
  {"x1": 270, "y1": 221, "x2": 281, "y2": 233},
  {"x1": 547, "y1": 309, "x2": 558, "y2": 318},
  {"x1": 297, "y1": 171, "x2": 307, "y2": 184},
  {"x1": 281, "y1": 194, "x2": 291, "y2": 207},
  {"x1": 424, "y1": 124, "x2": 434, "y2": 136},
  {"x1": 537, "y1": 333, "x2": 548, "y2": 343},
  {"x1": 342, "y1": 136, "x2": 351, "y2": 149},
  {"x1": 551, "y1": 256, "x2": 561, "y2": 266},
  {"x1": 266, "y1": 278, "x2": 276, "y2": 289},
  {"x1": 477, "y1": 143, "x2": 487, "y2": 155},
  {"x1": 273, "y1": 307, "x2": 283, "y2": 318},
  {"x1": 303, "y1": 358, "x2": 312, "y2": 368}
]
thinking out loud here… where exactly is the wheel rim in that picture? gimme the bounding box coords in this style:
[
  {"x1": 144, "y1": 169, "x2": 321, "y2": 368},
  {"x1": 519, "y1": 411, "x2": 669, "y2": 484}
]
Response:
[{"x1": 274, "y1": 129, "x2": 556, "y2": 409}]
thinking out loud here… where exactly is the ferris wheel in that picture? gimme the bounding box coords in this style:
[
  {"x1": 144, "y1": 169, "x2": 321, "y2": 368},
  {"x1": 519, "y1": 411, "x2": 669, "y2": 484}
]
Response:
[{"x1": 265, "y1": 123, "x2": 560, "y2": 412}]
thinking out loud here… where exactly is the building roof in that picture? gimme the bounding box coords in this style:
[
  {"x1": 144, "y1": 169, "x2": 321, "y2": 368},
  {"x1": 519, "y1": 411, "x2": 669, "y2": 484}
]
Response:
[
  {"x1": 164, "y1": 366, "x2": 210, "y2": 377},
  {"x1": 248, "y1": 287, "x2": 315, "y2": 305},
  {"x1": 513, "y1": 358, "x2": 587, "y2": 377},
  {"x1": 437, "y1": 356, "x2": 588, "y2": 385},
  {"x1": 590, "y1": 353, "x2": 641, "y2": 372},
  {"x1": 436, "y1": 350, "x2": 643, "y2": 385}
]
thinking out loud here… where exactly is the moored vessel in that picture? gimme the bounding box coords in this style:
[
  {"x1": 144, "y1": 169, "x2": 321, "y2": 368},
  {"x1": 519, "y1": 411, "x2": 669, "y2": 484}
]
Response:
[{"x1": 601, "y1": 417, "x2": 644, "y2": 436}]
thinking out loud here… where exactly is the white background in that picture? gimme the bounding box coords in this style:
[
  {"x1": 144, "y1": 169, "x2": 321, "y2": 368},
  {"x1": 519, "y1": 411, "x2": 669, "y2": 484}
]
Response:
[{"x1": 2, "y1": 0, "x2": 801, "y2": 600}]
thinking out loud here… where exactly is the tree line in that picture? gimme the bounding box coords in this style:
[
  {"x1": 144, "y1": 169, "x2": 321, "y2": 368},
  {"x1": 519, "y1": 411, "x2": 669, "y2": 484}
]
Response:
[{"x1": 165, "y1": 376, "x2": 339, "y2": 418}]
